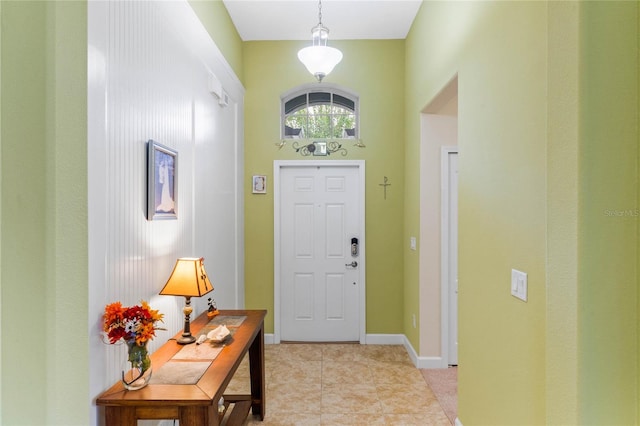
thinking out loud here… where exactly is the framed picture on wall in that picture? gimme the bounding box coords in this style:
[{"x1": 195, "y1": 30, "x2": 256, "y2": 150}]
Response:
[
  {"x1": 252, "y1": 175, "x2": 267, "y2": 194},
  {"x1": 147, "y1": 140, "x2": 178, "y2": 220}
]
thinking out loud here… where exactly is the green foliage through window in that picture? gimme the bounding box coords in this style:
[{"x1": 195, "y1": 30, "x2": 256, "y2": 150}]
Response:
[{"x1": 283, "y1": 89, "x2": 358, "y2": 140}]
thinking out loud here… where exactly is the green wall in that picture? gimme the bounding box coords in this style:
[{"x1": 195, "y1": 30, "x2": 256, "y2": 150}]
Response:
[
  {"x1": 406, "y1": 1, "x2": 639, "y2": 424},
  {"x1": 1, "y1": 1, "x2": 88, "y2": 424},
  {"x1": 189, "y1": 0, "x2": 244, "y2": 82},
  {"x1": 1, "y1": 3, "x2": 47, "y2": 422},
  {"x1": 243, "y1": 40, "x2": 405, "y2": 335},
  {"x1": 546, "y1": 1, "x2": 580, "y2": 422},
  {"x1": 0, "y1": 0, "x2": 3, "y2": 413},
  {"x1": 578, "y1": 2, "x2": 638, "y2": 423}
]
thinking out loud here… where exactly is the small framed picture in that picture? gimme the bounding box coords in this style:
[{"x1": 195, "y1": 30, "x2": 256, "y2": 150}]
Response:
[
  {"x1": 313, "y1": 141, "x2": 328, "y2": 156},
  {"x1": 147, "y1": 140, "x2": 178, "y2": 220},
  {"x1": 252, "y1": 175, "x2": 267, "y2": 194}
]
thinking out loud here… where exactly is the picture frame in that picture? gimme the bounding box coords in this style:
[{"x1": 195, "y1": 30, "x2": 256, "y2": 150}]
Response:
[
  {"x1": 313, "y1": 141, "x2": 328, "y2": 156},
  {"x1": 252, "y1": 175, "x2": 267, "y2": 194},
  {"x1": 147, "y1": 140, "x2": 178, "y2": 220}
]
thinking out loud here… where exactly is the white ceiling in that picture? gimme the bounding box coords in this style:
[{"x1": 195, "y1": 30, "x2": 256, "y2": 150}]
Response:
[{"x1": 222, "y1": 0, "x2": 423, "y2": 41}]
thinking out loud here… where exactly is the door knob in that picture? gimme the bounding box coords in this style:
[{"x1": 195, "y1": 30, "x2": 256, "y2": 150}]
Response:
[{"x1": 345, "y1": 261, "x2": 358, "y2": 268}]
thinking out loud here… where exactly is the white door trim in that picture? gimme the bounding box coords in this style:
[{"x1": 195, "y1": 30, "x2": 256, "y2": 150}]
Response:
[
  {"x1": 274, "y1": 160, "x2": 366, "y2": 344},
  {"x1": 441, "y1": 147, "x2": 458, "y2": 366}
]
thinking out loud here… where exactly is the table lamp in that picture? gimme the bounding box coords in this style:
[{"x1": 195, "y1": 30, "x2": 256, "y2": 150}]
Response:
[{"x1": 160, "y1": 257, "x2": 213, "y2": 344}]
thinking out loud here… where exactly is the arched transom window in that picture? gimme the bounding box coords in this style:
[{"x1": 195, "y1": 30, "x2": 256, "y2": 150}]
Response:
[{"x1": 282, "y1": 86, "x2": 359, "y2": 140}]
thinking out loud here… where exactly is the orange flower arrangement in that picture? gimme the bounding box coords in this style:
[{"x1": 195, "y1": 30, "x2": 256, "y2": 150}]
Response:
[{"x1": 103, "y1": 300, "x2": 164, "y2": 346}]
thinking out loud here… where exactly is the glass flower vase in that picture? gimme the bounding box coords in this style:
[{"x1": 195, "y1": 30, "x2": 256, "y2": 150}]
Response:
[{"x1": 121, "y1": 340, "x2": 152, "y2": 390}]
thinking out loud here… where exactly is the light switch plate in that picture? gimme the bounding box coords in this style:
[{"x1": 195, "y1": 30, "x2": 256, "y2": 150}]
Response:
[
  {"x1": 410, "y1": 237, "x2": 417, "y2": 251},
  {"x1": 511, "y1": 269, "x2": 528, "y2": 302}
]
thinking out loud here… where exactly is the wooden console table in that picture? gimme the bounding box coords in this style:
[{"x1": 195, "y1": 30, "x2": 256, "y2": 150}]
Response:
[{"x1": 96, "y1": 309, "x2": 266, "y2": 426}]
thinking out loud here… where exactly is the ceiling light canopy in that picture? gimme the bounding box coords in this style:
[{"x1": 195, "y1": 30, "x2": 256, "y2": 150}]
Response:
[{"x1": 297, "y1": 0, "x2": 342, "y2": 82}]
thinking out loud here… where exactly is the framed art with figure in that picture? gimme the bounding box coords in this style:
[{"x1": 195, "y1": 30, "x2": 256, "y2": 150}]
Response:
[
  {"x1": 147, "y1": 140, "x2": 178, "y2": 220},
  {"x1": 252, "y1": 175, "x2": 267, "y2": 194}
]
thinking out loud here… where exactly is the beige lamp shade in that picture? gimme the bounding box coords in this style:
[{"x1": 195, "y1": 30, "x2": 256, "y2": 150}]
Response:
[{"x1": 160, "y1": 257, "x2": 213, "y2": 297}]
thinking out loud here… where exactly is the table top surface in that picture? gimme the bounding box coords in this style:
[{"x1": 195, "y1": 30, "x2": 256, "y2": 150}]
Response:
[{"x1": 96, "y1": 309, "x2": 267, "y2": 406}]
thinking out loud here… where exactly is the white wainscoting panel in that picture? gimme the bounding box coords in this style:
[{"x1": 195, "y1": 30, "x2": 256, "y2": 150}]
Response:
[{"x1": 88, "y1": 1, "x2": 244, "y2": 424}]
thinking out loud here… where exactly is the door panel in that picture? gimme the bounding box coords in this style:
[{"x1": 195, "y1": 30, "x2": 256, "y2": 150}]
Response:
[
  {"x1": 326, "y1": 273, "x2": 346, "y2": 319},
  {"x1": 326, "y1": 204, "x2": 345, "y2": 257},
  {"x1": 293, "y1": 273, "x2": 313, "y2": 320},
  {"x1": 294, "y1": 204, "x2": 314, "y2": 257},
  {"x1": 280, "y1": 165, "x2": 361, "y2": 341}
]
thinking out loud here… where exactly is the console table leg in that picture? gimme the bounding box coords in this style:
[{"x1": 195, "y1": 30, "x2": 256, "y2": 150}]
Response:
[
  {"x1": 179, "y1": 405, "x2": 216, "y2": 426},
  {"x1": 105, "y1": 407, "x2": 137, "y2": 426},
  {"x1": 249, "y1": 324, "x2": 265, "y2": 420}
]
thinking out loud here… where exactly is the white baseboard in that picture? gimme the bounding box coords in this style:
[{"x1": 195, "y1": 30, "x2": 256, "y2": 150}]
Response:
[
  {"x1": 365, "y1": 333, "x2": 405, "y2": 345},
  {"x1": 266, "y1": 333, "x2": 406, "y2": 345},
  {"x1": 416, "y1": 356, "x2": 446, "y2": 369},
  {"x1": 455, "y1": 418, "x2": 463, "y2": 426},
  {"x1": 266, "y1": 333, "x2": 449, "y2": 369},
  {"x1": 403, "y1": 336, "x2": 448, "y2": 369}
]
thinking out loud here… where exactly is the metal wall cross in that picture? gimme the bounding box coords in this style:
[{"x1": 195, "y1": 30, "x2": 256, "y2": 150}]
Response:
[{"x1": 379, "y1": 176, "x2": 391, "y2": 200}]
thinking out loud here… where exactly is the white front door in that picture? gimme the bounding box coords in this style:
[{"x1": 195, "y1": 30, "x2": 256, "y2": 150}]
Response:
[{"x1": 276, "y1": 162, "x2": 364, "y2": 342}]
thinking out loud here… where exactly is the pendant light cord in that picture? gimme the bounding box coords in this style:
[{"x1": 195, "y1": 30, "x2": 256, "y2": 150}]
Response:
[{"x1": 318, "y1": 0, "x2": 323, "y2": 25}]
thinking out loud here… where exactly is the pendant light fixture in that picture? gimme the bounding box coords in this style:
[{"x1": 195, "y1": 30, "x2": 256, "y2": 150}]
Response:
[{"x1": 297, "y1": 0, "x2": 343, "y2": 82}]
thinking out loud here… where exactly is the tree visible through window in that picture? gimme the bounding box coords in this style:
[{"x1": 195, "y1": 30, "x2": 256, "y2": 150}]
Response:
[{"x1": 282, "y1": 87, "x2": 358, "y2": 140}]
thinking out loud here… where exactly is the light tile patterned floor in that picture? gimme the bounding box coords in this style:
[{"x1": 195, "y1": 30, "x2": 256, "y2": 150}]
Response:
[{"x1": 224, "y1": 343, "x2": 452, "y2": 426}]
